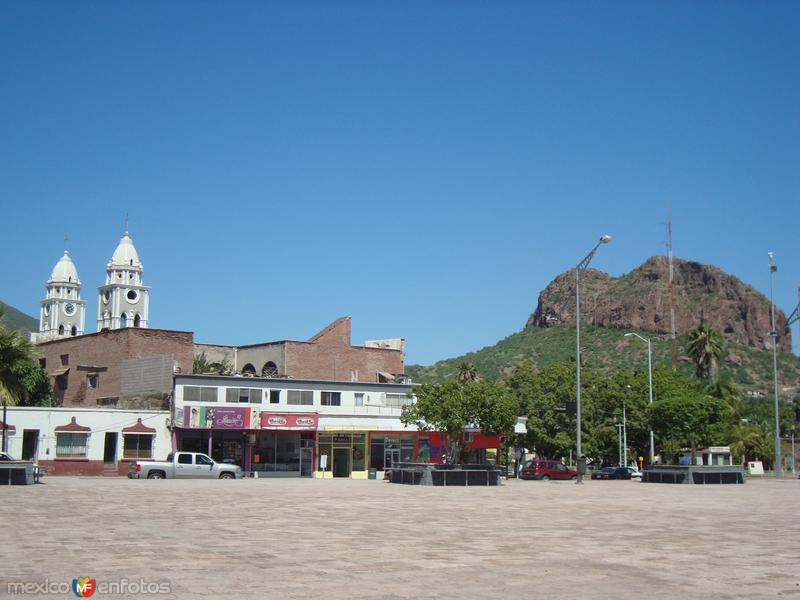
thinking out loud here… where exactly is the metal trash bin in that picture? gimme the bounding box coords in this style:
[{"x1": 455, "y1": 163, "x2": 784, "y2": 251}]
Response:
[{"x1": 368, "y1": 468, "x2": 377, "y2": 480}]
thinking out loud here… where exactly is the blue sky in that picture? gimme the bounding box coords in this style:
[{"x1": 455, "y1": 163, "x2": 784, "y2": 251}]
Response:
[{"x1": 1, "y1": 1, "x2": 799, "y2": 364}]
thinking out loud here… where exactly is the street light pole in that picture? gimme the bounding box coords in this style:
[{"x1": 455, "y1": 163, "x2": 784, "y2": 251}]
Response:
[
  {"x1": 623, "y1": 400, "x2": 628, "y2": 469},
  {"x1": 624, "y1": 332, "x2": 655, "y2": 464},
  {"x1": 616, "y1": 421, "x2": 623, "y2": 467},
  {"x1": 768, "y1": 252, "x2": 782, "y2": 478},
  {"x1": 575, "y1": 234, "x2": 612, "y2": 484}
]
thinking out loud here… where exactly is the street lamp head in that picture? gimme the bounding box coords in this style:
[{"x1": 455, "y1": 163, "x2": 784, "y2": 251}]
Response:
[{"x1": 600, "y1": 234, "x2": 612, "y2": 244}]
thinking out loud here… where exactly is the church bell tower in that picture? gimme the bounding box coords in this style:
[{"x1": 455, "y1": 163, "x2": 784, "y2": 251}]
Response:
[
  {"x1": 34, "y1": 249, "x2": 86, "y2": 341},
  {"x1": 97, "y1": 228, "x2": 150, "y2": 330}
]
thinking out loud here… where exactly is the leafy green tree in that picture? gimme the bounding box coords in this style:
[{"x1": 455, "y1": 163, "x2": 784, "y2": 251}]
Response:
[
  {"x1": 648, "y1": 393, "x2": 731, "y2": 462},
  {"x1": 507, "y1": 360, "x2": 709, "y2": 466},
  {"x1": 11, "y1": 361, "x2": 55, "y2": 407},
  {"x1": 193, "y1": 352, "x2": 233, "y2": 375},
  {"x1": 686, "y1": 324, "x2": 724, "y2": 380},
  {"x1": 400, "y1": 380, "x2": 518, "y2": 463},
  {"x1": 455, "y1": 362, "x2": 478, "y2": 384},
  {"x1": 512, "y1": 361, "x2": 577, "y2": 460}
]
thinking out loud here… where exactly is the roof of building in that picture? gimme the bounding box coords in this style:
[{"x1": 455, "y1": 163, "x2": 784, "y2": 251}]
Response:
[
  {"x1": 49, "y1": 250, "x2": 80, "y2": 284},
  {"x1": 110, "y1": 231, "x2": 142, "y2": 267},
  {"x1": 176, "y1": 373, "x2": 413, "y2": 391},
  {"x1": 35, "y1": 327, "x2": 193, "y2": 346}
]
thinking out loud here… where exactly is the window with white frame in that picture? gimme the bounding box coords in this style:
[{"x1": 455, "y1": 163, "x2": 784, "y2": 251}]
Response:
[
  {"x1": 56, "y1": 432, "x2": 88, "y2": 457},
  {"x1": 354, "y1": 392, "x2": 365, "y2": 406},
  {"x1": 123, "y1": 434, "x2": 154, "y2": 459},
  {"x1": 321, "y1": 391, "x2": 341, "y2": 406},
  {"x1": 287, "y1": 390, "x2": 314, "y2": 406},
  {"x1": 226, "y1": 388, "x2": 262, "y2": 403},
  {"x1": 269, "y1": 390, "x2": 280, "y2": 404},
  {"x1": 183, "y1": 386, "x2": 218, "y2": 403},
  {"x1": 385, "y1": 393, "x2": 412, "y2": 408}
]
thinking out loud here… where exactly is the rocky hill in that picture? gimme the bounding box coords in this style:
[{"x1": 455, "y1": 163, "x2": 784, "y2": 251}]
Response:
[
  {"x1": 527, "y1": 256, "x2": 791, "y2": 352},
  {"x1": 407, "y1": 257, "x2": 800, "y2": 391}
]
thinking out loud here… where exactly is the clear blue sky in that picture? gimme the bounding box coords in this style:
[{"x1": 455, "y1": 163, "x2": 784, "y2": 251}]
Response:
[{"x1": 2, "y1": 2, "x2": 799, "y2": 364}]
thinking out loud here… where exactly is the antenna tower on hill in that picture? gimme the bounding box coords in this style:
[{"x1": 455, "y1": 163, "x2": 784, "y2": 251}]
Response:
[{"x1": 667, "y1": 219, "x2": 677, "y2": 370}]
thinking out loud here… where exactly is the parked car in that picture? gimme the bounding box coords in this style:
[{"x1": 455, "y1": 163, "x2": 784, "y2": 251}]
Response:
[
  {"x1": 128, "y1": 452, "x2": 243, "y2": 479},
  {"x1": 591, "y1": 466, "x2": 631, "y2": 480},
  {"x1": 626, "y1": 466, "x2": 643, "y2": 479},
  {"x1": 0, "y1": 452, "x2": 13, "y2": 461},
  {"x1": 519, "y1": 460, "x2": 577, "y2": 481}
]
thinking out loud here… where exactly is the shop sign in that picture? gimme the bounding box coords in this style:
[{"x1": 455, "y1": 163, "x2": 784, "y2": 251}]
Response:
[
  {"x1": 184, "y1": 406, "x2": 250, "y2": 429},
  {"x1": 260, "y1": 412, "x2": 318, "y2": 430},
  {"x1": 332, "y1": 434, "x2": 351, "y2": 443}
]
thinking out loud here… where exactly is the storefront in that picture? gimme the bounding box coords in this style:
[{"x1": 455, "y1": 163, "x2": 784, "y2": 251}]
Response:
[
  {"x1": 316, "y1": 432, "x2": 367, "y2": 478},
  {"x1": 369, "y1": 432, "x2": 417, "y2": 471},
  {"x1": 175, "y1": 407, "x2": 319, "y2": 477},
  {"x1": 251, "y1": 412, "x2": 318, "y2": 477}
]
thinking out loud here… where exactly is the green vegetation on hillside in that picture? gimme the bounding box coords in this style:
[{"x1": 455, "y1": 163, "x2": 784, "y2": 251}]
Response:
[
  {"x1": 406, "y1": 324, "x2": 800, "y2": 393},
  {"x1": 0, "y1": 301, "x2": 37, "y2": 332}
]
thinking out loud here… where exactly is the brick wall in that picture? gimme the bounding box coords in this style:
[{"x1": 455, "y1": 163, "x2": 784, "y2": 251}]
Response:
[
  {"x1": 36, "y1": 328, "x2": 194, "y2": 408},
  {"x1": 284, "y1": 342, "x2": 404, "y2": 383}
]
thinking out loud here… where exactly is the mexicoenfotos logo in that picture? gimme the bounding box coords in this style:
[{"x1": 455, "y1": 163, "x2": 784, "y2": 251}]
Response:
[
  {"x1": 72, "y1": 577, "x2": 96, "y2": 598},
  {"x1": 6, "y1": 577, "x2": 171, "y2": 596}
]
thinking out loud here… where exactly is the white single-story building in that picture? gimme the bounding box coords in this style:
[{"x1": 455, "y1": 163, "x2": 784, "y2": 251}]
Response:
[{"x1": 1, "y1": 406, "x2": 171, "y2": 476}]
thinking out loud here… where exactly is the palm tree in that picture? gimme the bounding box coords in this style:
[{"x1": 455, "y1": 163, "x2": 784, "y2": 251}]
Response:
[
  {"x1": 0, "y1": 311, "x2": 35, "y2": 407},
  {"x1": 728, "y1": 422, "x2": 763, "y2": 465},
  {"x1": 686, "y1": 324, "x2": 724, "y2": 380},
  {"x1": 706, "y1": 376, "x2": 742, "y2": 419},
  {"x1": 456, "y1": 362, "x2": 478, "y2": 384}
]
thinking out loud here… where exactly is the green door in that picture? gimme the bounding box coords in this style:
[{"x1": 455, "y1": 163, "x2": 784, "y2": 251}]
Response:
[{"x1": 333, "y1": 448, "x2": 350, "y2": 478}]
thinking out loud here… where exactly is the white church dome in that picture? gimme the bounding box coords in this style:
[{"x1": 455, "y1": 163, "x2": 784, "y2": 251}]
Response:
[
  {"x1": 110, "y1": 232, "x2": 142, "y2": 267},
  {"x1": 49, "y1": 250, "x2": 80, "y2": 283}
]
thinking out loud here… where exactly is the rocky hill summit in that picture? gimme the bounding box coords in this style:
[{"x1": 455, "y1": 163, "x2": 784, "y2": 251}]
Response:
[{"x1": 527, "y1": 256, "x2": 792, "y2": 353}]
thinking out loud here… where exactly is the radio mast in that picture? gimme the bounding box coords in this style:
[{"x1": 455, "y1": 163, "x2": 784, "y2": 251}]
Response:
[{"x1": 667, "y1": 219, "x2": 677, "y2": 370}]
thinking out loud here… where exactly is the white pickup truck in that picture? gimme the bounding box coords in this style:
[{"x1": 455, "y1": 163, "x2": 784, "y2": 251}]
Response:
[{"x1": 128, "y1": 452, "x2": 243, "y2": 479}]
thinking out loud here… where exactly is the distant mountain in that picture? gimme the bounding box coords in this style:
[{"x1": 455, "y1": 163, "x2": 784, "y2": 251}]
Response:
[
  {"x1": 529, "y1": 256, "x2": 791, "y2": 352},
  {"x1": 0, "y1": 301, "x2": 37, "y2": 332},
  {"x1": 407, "y1": 257, "x2": 799, "y2": 393}
]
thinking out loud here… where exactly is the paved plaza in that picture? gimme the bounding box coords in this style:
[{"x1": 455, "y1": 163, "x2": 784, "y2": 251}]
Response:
[{"x1": 1, "y1": 476, "x2": 798, "y2": 599}]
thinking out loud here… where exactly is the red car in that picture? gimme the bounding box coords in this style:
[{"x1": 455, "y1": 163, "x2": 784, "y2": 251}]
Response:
[{"x1": 519, "y1": 460, "x2": 577, "y2": 481}]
